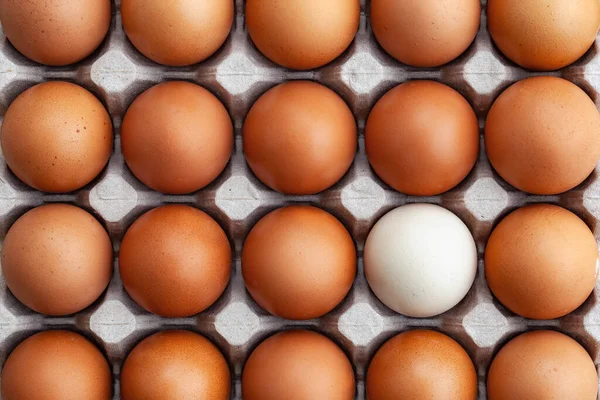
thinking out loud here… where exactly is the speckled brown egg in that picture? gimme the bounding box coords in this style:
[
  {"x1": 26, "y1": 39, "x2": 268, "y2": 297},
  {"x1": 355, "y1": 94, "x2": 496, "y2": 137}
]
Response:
[
  {"x1": 488, "y1": 0, "x2": 600, "y2": 71},
  {"x1": 242, "y1": 330, "x2": 355, "y2": 400},
  {"x1": 121, "y1": 0, "x2": 233, "y2": 66},
  {"x1": 1, "y1": 204, "x2": 113, "y2": 316},
  {"x1": 485, "y1": 76, "x2": 600, "y2": 195},
  {"x1": 121, "y1": 81, "x2": 232, "y2": 194},
  {"x1": 0, "y1": 0, "x2": 111, "y2": 66},
  {"x1": 367, "y1": 330, "x2": 477, "y2": 400},
  {"x1": 1, "y1": 81, "x2": 113, "y2": 193},
  {"x1": 488, "y1": 330, "x2": 598, "y2": 399},
  {"x1": 243, "y1": 81, "x2": 357, "y2": 195},
  {"x1": 1, "y1": 330, "x2": 112, "y2": 400},
  {"x1": 485, "y1": 204, "x2": 598, "y2": 320},
  {"x1": 366, "y1": 80, "x2": 479, "y2": 195},
  {"x1": 370, "y1": 0, "x2": 480, "y2": 67},
  {"x1": 246, "y1": 0, "x2": 359, "y2": 70},
  {"x1": 119, "y1": 205, "x2": 231, "y2": 318},
  {"x1": 242, "y1": 206, "x2": 356, "y2": 320},
  {"x1": 121, "y1": 330, "x2": 230, "y2": 400}
]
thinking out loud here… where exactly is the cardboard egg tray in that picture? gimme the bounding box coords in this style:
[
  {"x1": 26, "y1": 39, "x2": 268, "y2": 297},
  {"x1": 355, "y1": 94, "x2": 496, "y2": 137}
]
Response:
[{"x1": 2, "y1": 0, "x2": 600, "y2": 398}]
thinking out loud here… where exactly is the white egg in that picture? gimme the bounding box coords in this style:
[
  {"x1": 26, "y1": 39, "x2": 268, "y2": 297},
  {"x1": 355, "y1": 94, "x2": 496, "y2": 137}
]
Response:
[{"x1": 364, "y1": 203, "x2": 477, "y2": 317}]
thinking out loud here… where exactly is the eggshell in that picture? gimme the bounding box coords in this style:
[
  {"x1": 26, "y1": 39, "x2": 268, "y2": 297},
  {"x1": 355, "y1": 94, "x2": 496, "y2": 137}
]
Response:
[
  {"x1": 242, "y1": 206, "x2": 356, "y2": 320},
  {"x1": 242, "y1": 330, "x2": 355, "y2": 400},
  {"x1": 246, "y1": 0, "x2": 359, "y2": 70},
  {"x1": 485, "y1": 76, "x2": 600, "y2": 195},
  {"x1": 0, "y1": 0, "x2": 110, "y2": 66},
  {"x1": 488, "y1": 0, "x2": 600, "y2": 71},
  {"x1": 367, "y1": 330, "x2": 477, "y2": 400},
  {"x1": 1, "y1": 204, "x2": 113, "y2": 316},
  {"x1": 488, "y1": 330, "x2": 598, "y2": 399},
  {"x1": 119, "y1": 205, "x2": 231, "y2": 318},
  {"x1": 121, "y1": 330, "x2": 230, "y2": 400},
  {"x1": 364, "y1": 204, "x2": 477, "y2": 317},
  {"x1": 1, "y1": 330, "x2": 112, "y2": 400},
  {"x1": 366, "y1": 80, "x2": 479, "y2": 195},
  {"x1": 485, "y1": 204, "x2": 598, "y2": 320},
  {"x1": 121, "y1": 0, "x2": 233, "y2": 66},
  {"x1": 243, "y1": 81, "x2": 357, "y2": 195},
  {"x1": 121, "y1": 81, "x2": 233, "y2": 194},
  {"x1": 1, "y1": 81, "x2": 113, "y2": 193},
  {"x1": 370, "y1": 0, "x2": 480, "y2": 67}
]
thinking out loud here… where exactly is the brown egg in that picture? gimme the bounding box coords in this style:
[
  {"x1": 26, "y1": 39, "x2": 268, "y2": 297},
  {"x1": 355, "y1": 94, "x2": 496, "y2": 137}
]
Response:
[
  {"x1": 121, "y1": 330, "x2": 230, "y2": 400},
  {"x1": 367, "y1": 330, "x2": 477, "y2": 400},
  {"x1": 1, "y1": 204, "x2": 113, "y2": 316},
  {"x1": 1, "y1": 81, "x2": 113, "y2": 193},
  {"x1": 242, "y1": 206, "x2": 356, "y2": 320},
  {"x1": 1, "y1": 330, "x2": 112, "y2": 399},
  {"x1": 0, "y1": 0, "x2": 110, "y2": 66},
  {"x1": 488, "y1": 0, "x2": 600, "y2": 71},
  {"x1": 121, "y1": 0, "x2": 233, "y2": 66},
  {"x1": 366, "y1": 81, "x2": 479, "y2": 195},
  {"x1": 485, "y1": 204, "x2": 598, "y2": 320},
  {"x1": 246, "y1": 0, "x2": 359, "y2": 70},
  {"x1": 370, "y1": 0, "x2": 480, "y2": 67},
  {"x1": 243, "y1": 81, "x2": 357, "y2": 195},
  {"x1": 242, "y1": 330, "x2": 355, "y2": 400},
  {"x1": 485, "y1": 76, "x2": 600, "y2": 195},
  {"x1": 121, "y1": 81, "x2": 232, "y2": 194},
  {"x1": 119, "y1": 205, "x2": 231, "y2": 318},
  {"x1": 488, "y1": 330, "x2": 598, "y2": 399}
]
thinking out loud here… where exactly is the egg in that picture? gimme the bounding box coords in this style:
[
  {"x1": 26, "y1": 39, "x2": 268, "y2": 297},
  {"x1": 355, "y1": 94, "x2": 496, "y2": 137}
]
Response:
[
  {"x1": 119, "y1": 205, "x2": 231, "y2": 318},
  {"x1": 121, "y1": 0, "x2": 233, "y2": 66},
  {"x1": 485, "y1": 76, "x2": 600, "y2": 195},
  {"x1": 367, "y1": 330, "x2": 477, "y2": 400},
  {"x1": 365, "y1": 204, "x2": 477, "y2": 318},
  {"x1": 366, "y1": 80, "x2": 479, "y2": 195},
  {"x1": 1, "y1": 204, "x2": 113, "y2": 316},
  {"x1": 370, "y1": 0, "x2": 480, "y2": 67},
  {"x1": 246, "y1": 0, "x2": 359, "y2": 70},
  {"x1": 121, "y1": 81, "x2": 233, "y2": 194},
  {"x1": 1, "y1": 81, "x2": 113, "y2": 193},
  {"x1": 242, "y1": 206, "x2": 356, "y2": 320},
  {"x1": 242, "y1": 330, "x2": 355, "y2": 400},
  {"x1": 485, "y1": 204, "x2": 598, "y2": 320},
  {"x1": 0, "y1": 0, "x2": 110, "y2": 66},
  {"x1": 243, "y1": 81, "x2": 357, "y2": 195},
  {"x1": 488, "y1": 330, "x2": 598, "y2": 399},
  {"x1": 1, "y1": 330, "x2": 112, "y2": 399},
  {"x1": 121, "y1": 330, "x2": 230, "y2": 400},
  {"x1": 488, "y1": 0, "x2": 600, "y2": 71}
]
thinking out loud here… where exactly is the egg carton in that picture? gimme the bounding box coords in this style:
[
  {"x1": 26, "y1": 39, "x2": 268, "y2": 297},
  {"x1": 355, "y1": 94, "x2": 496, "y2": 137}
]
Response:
[{"x1": 2, "y1": 0, "x2": 600, "y2": 399}]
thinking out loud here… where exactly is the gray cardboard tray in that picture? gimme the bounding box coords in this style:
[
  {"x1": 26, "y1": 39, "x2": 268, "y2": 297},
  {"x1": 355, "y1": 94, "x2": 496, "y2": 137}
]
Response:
[{"x1": 2, "y1": 0, "x2": 600, "y2": 399}]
